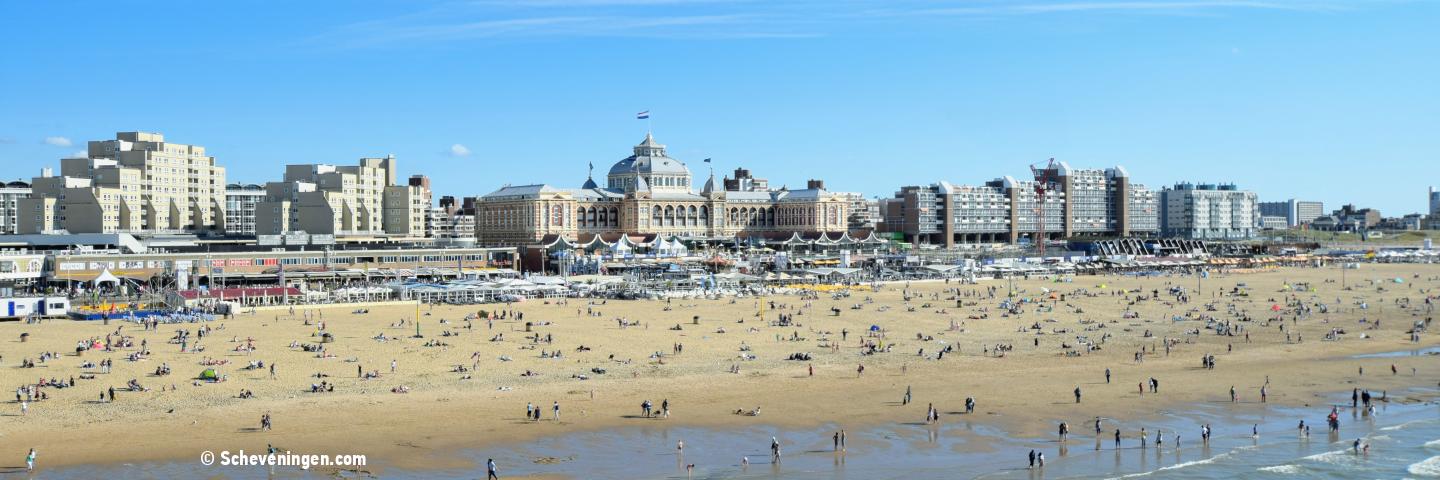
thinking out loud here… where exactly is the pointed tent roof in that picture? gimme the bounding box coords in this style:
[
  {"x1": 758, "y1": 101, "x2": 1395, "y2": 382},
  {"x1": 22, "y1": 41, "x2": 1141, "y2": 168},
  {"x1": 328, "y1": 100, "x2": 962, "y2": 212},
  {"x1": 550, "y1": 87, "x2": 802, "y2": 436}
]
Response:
[{"x1": 533, "y1": 235, "x2": 578, "y2": 250}]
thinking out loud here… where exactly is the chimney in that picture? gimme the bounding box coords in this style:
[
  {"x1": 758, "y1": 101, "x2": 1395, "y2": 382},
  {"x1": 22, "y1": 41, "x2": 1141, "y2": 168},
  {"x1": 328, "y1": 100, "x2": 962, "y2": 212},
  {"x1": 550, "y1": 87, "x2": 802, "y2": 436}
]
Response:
[{"x1": 807, "y1": 179, "x2": 825, "y2": 190}]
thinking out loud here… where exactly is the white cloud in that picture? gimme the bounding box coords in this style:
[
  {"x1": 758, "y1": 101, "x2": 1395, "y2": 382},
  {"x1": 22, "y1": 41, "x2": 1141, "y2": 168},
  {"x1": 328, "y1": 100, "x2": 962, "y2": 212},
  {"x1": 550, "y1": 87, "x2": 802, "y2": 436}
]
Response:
[
  {"x1": 71, "y1": 150, "x2": 88, "y2": 158},
  {"x1": 43, "y1": 136, "x2": 73, "y2": 147},
  {"x1": 450, "y1": 144, "x2": 472, "y2": 157}
]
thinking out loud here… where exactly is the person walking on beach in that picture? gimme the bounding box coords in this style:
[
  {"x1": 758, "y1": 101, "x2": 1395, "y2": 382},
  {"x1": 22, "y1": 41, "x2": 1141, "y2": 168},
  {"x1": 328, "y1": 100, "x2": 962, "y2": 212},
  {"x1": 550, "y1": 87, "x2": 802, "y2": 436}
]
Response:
[
  {"x1": 771, "y1": 437, "x2": 781, "y2": 461},
  {"x1": 1139, "y1": 428, "x2": 1147, "y2": 448},
  {"x1": 26, "y1": 448, "x2": 35, "y2": 472},
  {"x1": 834, "y1": 431, "x2": 840, "y2": 452},
  {"x1": 1115, "y1": 429, "x2": 1122, "y2": 449},
  {"x1": 903, "y1": 386, "x2": 911, "y2": 405},
  {"x1": 1260, "y1": 385, "x2": 1268, "y2": 403},
  {"x1": 1230, "y1": 386, "x2": 1237, "y2": 403},
  {"x1": 553, "y1": 401, "x2": 560, "y2": 421},
  {"x1": 391, "y1": 359, "x2": 397, "y2": 373},
  {"x1": 1105, "y1": 368, "x2": 1111, "y2": 384},
  {"x1": 1028, "y1": 449, "x2": 1036, "y2": 469},
  {"x1": 1074, "y1": 386, "x2": 1082, "y2": 403},
  {"x1": 1059, "y1": 422, "x2": 1069, "y2": 441},
  {"x1": 1037, "y1": 452, "x2": 1045, "y2": 468},
  {"x1": 487, "y1": 458, "x2": 499, "y2": 480},
  {"x1": 840, "y1": 430, "x2": 847, "y2": 451}
]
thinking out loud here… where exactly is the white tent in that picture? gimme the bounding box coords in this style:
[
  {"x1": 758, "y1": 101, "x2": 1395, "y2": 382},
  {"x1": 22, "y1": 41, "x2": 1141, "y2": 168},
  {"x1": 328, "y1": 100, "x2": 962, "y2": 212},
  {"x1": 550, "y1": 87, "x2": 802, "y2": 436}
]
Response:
[{"x1": 92, "y1": 268, "x2": 121, "y2": 287}]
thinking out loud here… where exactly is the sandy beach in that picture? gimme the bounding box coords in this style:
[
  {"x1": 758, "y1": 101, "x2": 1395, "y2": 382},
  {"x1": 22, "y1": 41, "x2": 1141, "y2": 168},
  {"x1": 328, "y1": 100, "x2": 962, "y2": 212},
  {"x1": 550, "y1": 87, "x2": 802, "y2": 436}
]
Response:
[{"x1": 2, "y1": 263, "x2": 1437, "y2": 476}]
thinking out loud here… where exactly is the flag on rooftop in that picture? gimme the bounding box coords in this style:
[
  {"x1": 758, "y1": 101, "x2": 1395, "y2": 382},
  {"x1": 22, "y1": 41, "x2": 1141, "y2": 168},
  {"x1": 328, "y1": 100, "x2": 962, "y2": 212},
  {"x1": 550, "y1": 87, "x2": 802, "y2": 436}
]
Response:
[{"x1": 636, "y1": 111, "x2": 650, "y2": 119}]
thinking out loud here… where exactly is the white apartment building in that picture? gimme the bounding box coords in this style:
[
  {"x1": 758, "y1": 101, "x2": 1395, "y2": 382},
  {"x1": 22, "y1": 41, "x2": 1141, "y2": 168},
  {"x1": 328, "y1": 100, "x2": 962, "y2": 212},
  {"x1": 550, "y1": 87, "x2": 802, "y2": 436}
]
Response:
[
  {"x1": 1159, "y1": 183, "x2": 1259, "y2": 240},
  {"x1": 224, "y1": 184, "x2": 267, "y2": 236},
  {"x1": 0, "y1": 181, "x2": 31, "y2": 234}
]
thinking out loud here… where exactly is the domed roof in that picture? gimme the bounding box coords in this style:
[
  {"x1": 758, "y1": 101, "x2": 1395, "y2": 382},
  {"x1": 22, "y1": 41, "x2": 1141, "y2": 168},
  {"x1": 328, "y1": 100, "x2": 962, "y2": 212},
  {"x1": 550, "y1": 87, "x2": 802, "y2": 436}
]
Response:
[{"x1": 606, "y1": 133, "x2": 690, "y2": 177}]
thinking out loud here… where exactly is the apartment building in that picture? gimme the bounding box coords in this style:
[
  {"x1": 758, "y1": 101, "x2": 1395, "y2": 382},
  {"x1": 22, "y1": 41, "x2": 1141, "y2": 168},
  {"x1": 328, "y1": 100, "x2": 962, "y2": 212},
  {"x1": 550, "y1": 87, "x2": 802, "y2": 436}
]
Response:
[
  {"x1": 0, "y1": 181, "x2": 31, "y2": 234},
  {"x1": 1159, "y1": 183, "x2": 1259, "y2": 240},
  {"x1": 19, "y1": 132, "x2": 226, "y2": 234},
  {"x1": 224, "y1": 184, "x2": 267, "y2": 236}
]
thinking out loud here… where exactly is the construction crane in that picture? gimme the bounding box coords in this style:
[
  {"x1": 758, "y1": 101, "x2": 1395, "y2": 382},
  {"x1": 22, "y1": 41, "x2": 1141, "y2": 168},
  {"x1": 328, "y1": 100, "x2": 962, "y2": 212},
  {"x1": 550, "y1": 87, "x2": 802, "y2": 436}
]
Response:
[{"x1": 1029, "y1": 158, "x2": 1062, "y2": 257}]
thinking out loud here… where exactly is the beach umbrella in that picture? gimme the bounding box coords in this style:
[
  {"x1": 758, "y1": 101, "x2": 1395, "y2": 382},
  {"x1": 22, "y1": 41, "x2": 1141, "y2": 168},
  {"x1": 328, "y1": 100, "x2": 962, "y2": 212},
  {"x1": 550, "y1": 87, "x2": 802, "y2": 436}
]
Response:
[
  {"x1": 869, "y1": 325, "x2": 880, "y2": 332},
  {"x1": 1271, "y1": 304, "x2": 1282, "y2": 312}
]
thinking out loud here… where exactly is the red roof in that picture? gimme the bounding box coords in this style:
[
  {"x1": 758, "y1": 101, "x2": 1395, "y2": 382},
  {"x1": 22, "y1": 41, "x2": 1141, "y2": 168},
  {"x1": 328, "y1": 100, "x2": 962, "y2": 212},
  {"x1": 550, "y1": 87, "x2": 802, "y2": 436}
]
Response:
[{"x1": 178, "y1": 287, "x2": 302, "y2": 300}]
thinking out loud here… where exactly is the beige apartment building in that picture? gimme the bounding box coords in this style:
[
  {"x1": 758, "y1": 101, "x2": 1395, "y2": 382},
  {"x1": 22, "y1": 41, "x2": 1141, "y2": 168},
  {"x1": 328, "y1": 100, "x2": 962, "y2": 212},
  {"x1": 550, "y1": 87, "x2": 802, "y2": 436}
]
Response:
[
  {"x1": 19, "y1": 132, "x2": 225, "y2": 234},
  {"x1": 383, "y1": 175, "x2": 432, "y2": 237},
  {"x1": 256, "y1": 156, "x2": 431, "y2": 237}
]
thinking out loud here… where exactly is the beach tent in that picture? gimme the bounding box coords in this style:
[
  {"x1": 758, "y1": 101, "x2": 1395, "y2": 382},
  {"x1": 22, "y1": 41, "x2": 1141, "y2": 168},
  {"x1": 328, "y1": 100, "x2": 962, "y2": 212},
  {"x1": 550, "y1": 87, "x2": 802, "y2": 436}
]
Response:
[
  {"x1": 92, "y1": 268, "x2": 121, "y2": 287},
  {"x1": 198, "y1": 368, "x2": 218, "y2": 380},
  {"x1": 869, "y1": 325, "x2": 881, "y2": 332}
]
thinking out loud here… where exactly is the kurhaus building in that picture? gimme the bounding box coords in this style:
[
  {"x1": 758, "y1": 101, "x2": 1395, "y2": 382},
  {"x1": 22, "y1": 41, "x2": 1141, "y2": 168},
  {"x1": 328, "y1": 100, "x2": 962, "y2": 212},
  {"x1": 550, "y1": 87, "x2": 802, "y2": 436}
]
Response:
[{"x1": 474, "y1": 134, "x2": 853, "y2": 247}]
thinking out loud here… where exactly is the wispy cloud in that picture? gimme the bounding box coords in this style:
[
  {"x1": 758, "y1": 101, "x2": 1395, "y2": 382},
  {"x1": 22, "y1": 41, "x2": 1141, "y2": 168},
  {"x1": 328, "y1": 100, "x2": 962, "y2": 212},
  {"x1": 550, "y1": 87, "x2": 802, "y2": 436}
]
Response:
[
  {"x1": 306, "y1": 0, "x2": 1367, "y2": 48},
  {"x1": 43, "y1": 136, "x2": 72, "y2": 147},
  {"x1": 894, "y1": 1, "x2": 1349, "y2": 17},
  {"x1": 449, "y1": 144, "x2": 473, "y2": 157}
]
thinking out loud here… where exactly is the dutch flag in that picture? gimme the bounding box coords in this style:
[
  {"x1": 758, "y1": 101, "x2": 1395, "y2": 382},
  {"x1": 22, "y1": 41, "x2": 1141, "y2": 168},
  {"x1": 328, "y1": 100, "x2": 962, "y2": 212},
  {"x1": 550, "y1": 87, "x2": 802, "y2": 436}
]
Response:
[{"x1": 636, "y1": 111, "x2": 650, "y2": 119}]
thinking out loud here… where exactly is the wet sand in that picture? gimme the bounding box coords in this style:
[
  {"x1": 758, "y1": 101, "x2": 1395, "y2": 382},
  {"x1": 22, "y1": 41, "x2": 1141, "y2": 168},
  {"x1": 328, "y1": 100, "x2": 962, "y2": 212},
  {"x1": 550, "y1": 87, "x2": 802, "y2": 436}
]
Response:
[{"x1": 2, "y1": 263, "x2": 1437, "y2": 475}]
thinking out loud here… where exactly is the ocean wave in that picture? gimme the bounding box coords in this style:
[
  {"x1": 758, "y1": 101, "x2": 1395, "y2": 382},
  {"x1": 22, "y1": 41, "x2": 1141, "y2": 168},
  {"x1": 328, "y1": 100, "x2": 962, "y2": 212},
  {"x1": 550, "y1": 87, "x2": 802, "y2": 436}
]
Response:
[
  {"x1": 1381, "y1": 418, "x2": 1440, "y2": 431},
  {"x1": 1425, "y1": 439, "x2": 1440, "y2": 450},
  {"x1": 1257, "y1": 464, "x2": 1302, "y2": 474},
  {"x1": 1409, "y1": 455, "x2": 1440, "y2": 477},
  {"x1": 1106, "y1": 451, "x2": 1232, "y2": 479},
  {"x1": 1302, "y1": 449, "x2": 1355, "y2": 465}
]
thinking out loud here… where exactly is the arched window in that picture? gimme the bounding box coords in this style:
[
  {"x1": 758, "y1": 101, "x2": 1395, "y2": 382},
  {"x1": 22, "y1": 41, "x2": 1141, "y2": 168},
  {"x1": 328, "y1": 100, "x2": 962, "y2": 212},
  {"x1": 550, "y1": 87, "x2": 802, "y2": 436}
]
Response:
[
  {"x1": 609, "y1": 207, "x2": 619, "y2": 227},
  {"x1": 664, "y1": 205, "x2": 675, "y2": 227},
  {"x1": 687, "y1": 206, "x2": 697, "y2": 226},
  {"x1": 699, "y1": 206, "x2": 709, "y2": 226},
  {"x1": 652, "y1": 206, "x2": 662, "y2": 226}
]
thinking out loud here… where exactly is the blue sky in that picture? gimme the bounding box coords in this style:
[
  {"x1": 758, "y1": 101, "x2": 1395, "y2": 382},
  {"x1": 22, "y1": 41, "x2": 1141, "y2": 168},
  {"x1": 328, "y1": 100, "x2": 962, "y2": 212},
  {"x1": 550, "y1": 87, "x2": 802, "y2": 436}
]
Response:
[{"x1": 2, "y1": 0, "x2": 1437, "y2": 214}]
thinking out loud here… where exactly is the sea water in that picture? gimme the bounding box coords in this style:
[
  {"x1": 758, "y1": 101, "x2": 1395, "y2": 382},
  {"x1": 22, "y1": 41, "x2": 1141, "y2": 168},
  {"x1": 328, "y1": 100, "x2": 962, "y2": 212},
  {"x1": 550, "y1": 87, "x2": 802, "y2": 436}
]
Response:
[{"x1": 39, "y1": 387, "x2": 1440, "y2": 479}]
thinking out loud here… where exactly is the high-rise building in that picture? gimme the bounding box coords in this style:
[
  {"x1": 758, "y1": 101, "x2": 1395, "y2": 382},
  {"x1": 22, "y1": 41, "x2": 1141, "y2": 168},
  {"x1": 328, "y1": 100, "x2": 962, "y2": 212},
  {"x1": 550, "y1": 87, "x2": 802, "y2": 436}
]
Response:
[
  {"x1": 1258, "y1": 199, "x2": 1324, "y2": 227},
  {"x1": 256, "y1": 156, "x2": 401, "y2": 235},
  {"x1": 1159, "y1": 183, "x2": 1258, "y2": 240},
  {"x1": 0, "y1": 181, "x2": 31, "y2": 235},
  {"x1": 224, "y1": 184, "x2": 266, "y2": 236},
  {"x1": 427, "y1": 196, "x2": 477, "y2": 242},
  {"x1": 722, "y1": 168, "x2": 769, "y2": 192},
  {"x1": 1430, "y1": 187, "x2": 1439, "y2": 217},
  {"x1": 839, "y1": 192, "x2": 879, "y2": 230},
  {"x1": 383, "y1": 175, "x2": 433, "y2": 237},
  {"x1": 879, "y1": 163, "x2": 1157, "y2": 246},
  {"x1": 19, "y1": 132, "x2": 226, "y2": 235}
]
